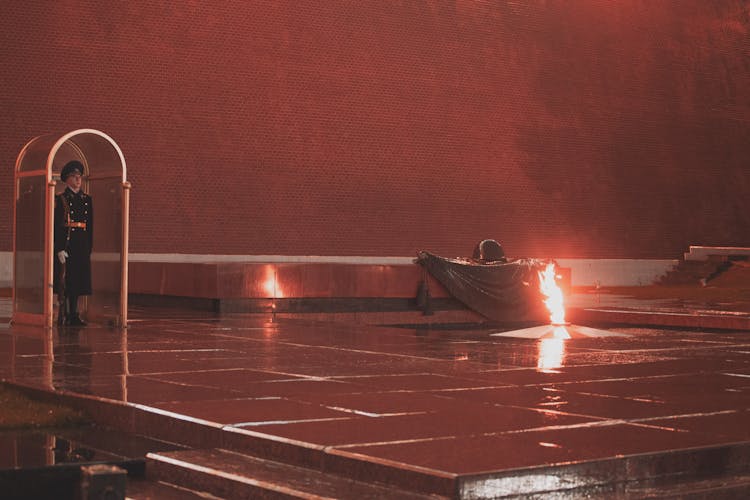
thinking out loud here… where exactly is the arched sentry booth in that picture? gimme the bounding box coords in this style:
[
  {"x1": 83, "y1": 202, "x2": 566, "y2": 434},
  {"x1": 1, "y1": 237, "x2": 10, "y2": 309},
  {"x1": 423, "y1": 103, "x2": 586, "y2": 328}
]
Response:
[{"x1": 13, "y1": 129, "x2": 131, "y2": 328}]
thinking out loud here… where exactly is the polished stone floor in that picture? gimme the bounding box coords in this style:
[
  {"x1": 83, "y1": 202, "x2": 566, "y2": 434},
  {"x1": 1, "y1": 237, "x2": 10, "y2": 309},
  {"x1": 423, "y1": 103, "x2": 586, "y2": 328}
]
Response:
[{"x1": 1, "y1": 302, "x2": 750, "y2": 496}]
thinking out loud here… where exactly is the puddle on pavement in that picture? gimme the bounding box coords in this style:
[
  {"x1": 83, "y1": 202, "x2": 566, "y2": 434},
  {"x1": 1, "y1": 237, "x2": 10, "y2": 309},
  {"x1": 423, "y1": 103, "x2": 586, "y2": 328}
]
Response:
[
  {"x1": 0, "y1": 428, "x2": 112, "y2": 470},
  {"x1": 0, "y1": 425, "x2": 183, "y2": 470}
]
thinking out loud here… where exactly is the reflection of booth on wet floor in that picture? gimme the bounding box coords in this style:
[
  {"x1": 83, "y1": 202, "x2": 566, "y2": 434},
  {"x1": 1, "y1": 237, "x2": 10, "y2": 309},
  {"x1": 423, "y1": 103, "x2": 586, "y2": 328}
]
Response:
[{"x1": 13, "y1": 129, "x2": 131, "y2": 328}]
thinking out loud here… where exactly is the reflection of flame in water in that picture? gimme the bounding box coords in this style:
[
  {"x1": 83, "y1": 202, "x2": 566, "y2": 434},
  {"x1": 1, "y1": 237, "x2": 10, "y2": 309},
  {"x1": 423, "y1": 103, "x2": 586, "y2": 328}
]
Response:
[
  {"x1": 538, "y1": 263, "x2": 565, "y2": 325},
  {"x1": 537, "y1": 326, "x2": 569, "y2": 372},
  {"x1": 263, "y1": 325, "x2": 277, "y2": 338}
]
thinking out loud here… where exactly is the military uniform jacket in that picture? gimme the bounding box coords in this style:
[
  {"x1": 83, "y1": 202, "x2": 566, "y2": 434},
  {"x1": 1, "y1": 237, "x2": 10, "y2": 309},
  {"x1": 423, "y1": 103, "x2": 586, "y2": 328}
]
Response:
[{"x1": 54, "y1": 188, "x2": 94, "y2": 296}]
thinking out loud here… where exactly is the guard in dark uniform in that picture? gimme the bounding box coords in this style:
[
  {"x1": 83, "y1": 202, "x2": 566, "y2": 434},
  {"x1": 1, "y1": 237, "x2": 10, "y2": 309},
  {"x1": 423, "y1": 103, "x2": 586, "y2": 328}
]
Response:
[{"x1": 54, "y1": 160, "x2": 93, "y2": 326}]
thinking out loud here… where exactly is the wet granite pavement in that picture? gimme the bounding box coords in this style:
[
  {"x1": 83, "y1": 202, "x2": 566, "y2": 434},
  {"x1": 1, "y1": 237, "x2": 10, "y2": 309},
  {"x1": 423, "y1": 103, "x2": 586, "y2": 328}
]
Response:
[{"x1": 1, "y1": 299, "x2": 750, "y2": 497}]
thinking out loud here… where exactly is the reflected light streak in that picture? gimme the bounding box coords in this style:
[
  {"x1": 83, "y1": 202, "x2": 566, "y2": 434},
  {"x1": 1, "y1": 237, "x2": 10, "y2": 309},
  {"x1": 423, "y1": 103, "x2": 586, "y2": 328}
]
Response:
[
  {"x1": 263, "y1": 325, "x2": 278, "y2": 339},
  {"x1": 537, "y1": 328, "x2": 569, "y2": 372},
  {"x1": 538, "y1": 441, "x2": 562, "y2": 448}
]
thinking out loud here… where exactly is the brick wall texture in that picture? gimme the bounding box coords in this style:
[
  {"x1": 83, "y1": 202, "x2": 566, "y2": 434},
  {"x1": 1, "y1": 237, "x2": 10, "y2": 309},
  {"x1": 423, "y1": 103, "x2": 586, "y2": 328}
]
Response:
[{"x1": 1, "y1": 1, "x2": 749, "y2": 259}]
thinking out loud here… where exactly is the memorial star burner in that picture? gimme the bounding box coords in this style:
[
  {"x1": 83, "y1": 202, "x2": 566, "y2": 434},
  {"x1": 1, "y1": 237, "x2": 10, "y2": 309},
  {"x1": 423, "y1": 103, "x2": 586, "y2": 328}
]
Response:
[{"x1": 491, "y1": 263, "x2": 629, "y2": 340}]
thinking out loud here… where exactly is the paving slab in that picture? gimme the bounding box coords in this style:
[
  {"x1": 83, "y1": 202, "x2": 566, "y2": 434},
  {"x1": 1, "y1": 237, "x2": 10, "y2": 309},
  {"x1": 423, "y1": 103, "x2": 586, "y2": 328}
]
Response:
[{"x1": 1, "y1": 299, "x2": 750, "y2": 497}]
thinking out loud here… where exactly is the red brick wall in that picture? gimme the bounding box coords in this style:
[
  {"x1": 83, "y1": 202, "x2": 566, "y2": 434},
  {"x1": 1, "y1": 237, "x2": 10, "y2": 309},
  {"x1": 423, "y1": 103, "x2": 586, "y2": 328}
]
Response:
[{"x1": 2, "y1": 1, "x2": 749, "y2": 259}]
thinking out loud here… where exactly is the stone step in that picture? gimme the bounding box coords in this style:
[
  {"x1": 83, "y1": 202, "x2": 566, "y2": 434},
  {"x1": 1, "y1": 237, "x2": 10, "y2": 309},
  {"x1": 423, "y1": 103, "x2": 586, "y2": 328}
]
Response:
[
  {"x1": 0, "y1": 426, "x2": 185, "y2": 499},
  {"x1": 146, "y1": 448, "x2": 443, "y2": 500},
  {"x1": 456, "y1": 441, "x2": 750, "y2": 499},
  {"x1": 621, "y1": 472, "x2": 750, "y2": 499},
  {"x1": 502, "y1": 473, "x2": 750, "y2": 499},
  {"x1": 658, "y1": 259, "x2": 731, "y2": 285},
  {"x1": 127, "y1": 476, "x2": 224, "y2": 499},
  {"x1": 684, "y1": 246, "x2": 750, "y2": 262}
]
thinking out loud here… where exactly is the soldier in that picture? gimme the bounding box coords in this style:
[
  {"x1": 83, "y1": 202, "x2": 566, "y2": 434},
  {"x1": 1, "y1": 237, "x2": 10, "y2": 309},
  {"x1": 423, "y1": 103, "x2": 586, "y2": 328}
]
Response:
[{"x1": 54, "y1": 160, "x2": 93, "y2": 326}]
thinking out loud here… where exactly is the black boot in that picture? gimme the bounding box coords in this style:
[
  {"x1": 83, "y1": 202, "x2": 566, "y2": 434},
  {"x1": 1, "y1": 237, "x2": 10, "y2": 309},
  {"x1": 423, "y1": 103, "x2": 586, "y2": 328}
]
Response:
[
  {"x1": 65, "y1": 295, "x2": 87, "y2": 326},
  {"x1": 67, "y1": 314, "x2": 87, "y2": 326}
]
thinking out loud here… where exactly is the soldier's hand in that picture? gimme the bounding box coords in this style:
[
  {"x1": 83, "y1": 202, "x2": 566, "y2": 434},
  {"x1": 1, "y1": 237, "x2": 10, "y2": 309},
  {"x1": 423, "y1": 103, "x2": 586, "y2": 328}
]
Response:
[{"x1": 57, "y1": 250, "x2": 69, "y2": 264}]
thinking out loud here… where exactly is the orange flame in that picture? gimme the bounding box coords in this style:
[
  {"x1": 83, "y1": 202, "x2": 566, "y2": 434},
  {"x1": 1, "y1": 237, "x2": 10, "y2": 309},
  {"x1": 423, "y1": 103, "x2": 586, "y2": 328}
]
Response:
[
  {"x1": 539, "y1": 263, "x2": 566, "y2": 325},
  {"x1": 263, "y1": 266, "x2": 283, "y2": 298}
]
